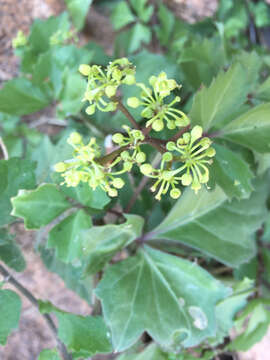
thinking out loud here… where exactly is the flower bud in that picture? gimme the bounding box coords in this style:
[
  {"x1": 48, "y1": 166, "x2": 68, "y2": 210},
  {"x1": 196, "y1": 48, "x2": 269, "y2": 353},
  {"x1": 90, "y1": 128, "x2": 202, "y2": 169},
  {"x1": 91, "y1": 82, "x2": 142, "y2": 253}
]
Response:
[
  {"x1": 142, "y1": 108, "x2": 153, "y2": 119},
  {"x1": 132, "y1": 130, "x2": 144, "y2": 140},
  {"x1": 121, "y1": 151, "x2": 130, "y2": 161},
  {"x1": 105, "y1": 85, "x2": 117, "y2": 98},
  {"x1": 170, "y1": 188, "x2": 181, "y2": 199},
  {"x1": 162, "y1": 152, "x2": 173, "y2": 162},
  {"x1": 86, "y1": 104, "x2": 96, "y2": 115},
  {"x1": 112, "y1": 178, "x2": 125, "y2": 189},
  {"x1": 182, "y1": 133, "x2": 191, "y2": 144},
  {"x1": 123, "y1": 161, "x2": 133, "y2": 171},
  {"x1": 68, "y1": 132, "x2": 82, "y2": 145},
  {"x1": 54, "y1": 162, "x2": 66, "y2": 172},
  {"x1": 152, "y1": 119, "x2": 164, "y2": 132},
  {"x1": 140, "y1": 163, "x2": 153, "y2": 175},
  {"x1": 191, "y1": 125, "x2": 203, "y2": 142},
  {"x1": 181, "y1": 173, "x2": 192, "y2": 186},
  {"x1": 112, "y1": 133, "x2": 124, "y2": 144},
  {"x1": 205, "y1": 147, "x2": 216, "y2": 157},
  {"x1": 108, "y1": 188, "x2": 118, "y2": 197},
  {"x1": 166, "y1": 141, "x2": 176, "y2": 151},
  {"x1": 123, "y1": 74, "x2": 135, "y2": 85},
  {"x1": 127, "y1": 97, "x2": 140, "y2": 108},
  {"x1": 79, "y1": 64, "x2": 91, "y2": 76},
  {"x1": 112, "y1": 68, "x2": 122, "y2": 81},
  {"x1": 200, "y1": 137, "x2": 212, "y2": 148},
  {"x1": 135, "y1": 152, "x2": 146, "y2": 163}
]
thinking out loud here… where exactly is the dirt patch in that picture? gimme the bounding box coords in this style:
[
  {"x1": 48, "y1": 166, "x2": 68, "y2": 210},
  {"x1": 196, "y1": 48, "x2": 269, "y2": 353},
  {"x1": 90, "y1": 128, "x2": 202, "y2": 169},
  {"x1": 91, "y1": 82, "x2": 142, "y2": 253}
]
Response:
[
  {"x1": 163, "y1": 0, "x2": 218, "y2": 23},
  {"x1": 0, "y1": 223, "x2": 90, "y2": 360}
]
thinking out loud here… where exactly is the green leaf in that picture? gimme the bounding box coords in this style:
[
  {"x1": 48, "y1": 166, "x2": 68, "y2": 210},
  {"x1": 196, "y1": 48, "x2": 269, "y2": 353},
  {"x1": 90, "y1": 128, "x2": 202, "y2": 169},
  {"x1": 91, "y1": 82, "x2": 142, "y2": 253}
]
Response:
[
  {"x1": 32, "y1": 45, "x2": 93, "y2": 99},
  {"x1": 213, "y1": 278, "x2": 254, "y2": 343},
  {"x1": 189, "y1": 63, "x2": 249, "y2": 131},
  {"x1": 179, "y1": 38, "x2": 226, "y2": 90},
  {"x1": 31, "y1": 135, "x2": 73, "y2": 183},
  {"x1": 117, "y1": 343, "x2": 167, "y2": 360},
  {"x1": 155, "y1": 4, "x2": 175, "y2": 46},
  {"x1": 57, "y1": 73, "x2": 86, "y2": 117},
  {"x1": 39, "y1": 301, "x2": 112, "y2": 356},
  {"x1": 130, "y1": 0, "x2": 154, "y2": 23},
  {"x1": 0, "y1": 158, "x2": 36, "y2": 226},
  {"x1": 57, "y1": 313, "x2": 112, "y2": 357},
  {"x1": 38, "y1": 349, "x2": 61, "y2": 360},
  {"x1": 80, "y1": 214, "x2": 144, "y2": 274},
  {"x1": 40, "y1": 246, "x2": 92, "y2": 303},
  {"x1": 0, "y1": 229, "x2": 25, "y2": 272},
  {"x1": 64, "y1": 0, "x2": 92, "y2": 30},
  {"x1": 0, "y1": 78, "x2": 49, "y2": 115},
  {"x1": 57, "y1": 174, "x2": 110, "y2": 210},
  {"x1": 96, "y1": 246, "x2": 229, "y2": 352},
  {"x1": 255, "y1": 76, "x2": 270, "y2": 101},
  {"x1": 21, "y1": 13, "x2": 70, "y2": 73},
  {"x1": 211, "y1": 144, "x2": 254, "y2": 199},
  {"x1": 11, "y1": 184, "x2": 71, "y2": 229},
  {"x1": 221, "y1": 103, "x2": 270, "y2": 153},
  {"x1": 150, "y1": 184, "x2": 267, "y2": 267},
  {"x1": 0, "y1": 113, "x2": 19, "y2": 134},
  {"x1": 28, "y1": 13, "x2": 70, "y2": 55},
  {"x1": 0, "y1": 289, "x2": 21, "y2": 345},
  {"x1": 115, "y1": 23, "x2": 151, "y2": 55},
  {"x1": 229, "y1": 300, "x2": 270, "y2": 351},
  {"x1": 110, "y1": 1, "x2": 135, "y2": 31},
  {"x1": 48, "y1": 209, "x2": 92, "y2": 263}
]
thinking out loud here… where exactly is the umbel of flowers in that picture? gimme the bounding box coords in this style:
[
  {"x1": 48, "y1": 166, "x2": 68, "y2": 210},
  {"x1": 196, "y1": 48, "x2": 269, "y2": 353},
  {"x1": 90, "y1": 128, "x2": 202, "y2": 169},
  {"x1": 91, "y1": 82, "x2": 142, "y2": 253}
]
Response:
[{"x1": 54, "y1": 58, "x2": 216, "y2": 200}]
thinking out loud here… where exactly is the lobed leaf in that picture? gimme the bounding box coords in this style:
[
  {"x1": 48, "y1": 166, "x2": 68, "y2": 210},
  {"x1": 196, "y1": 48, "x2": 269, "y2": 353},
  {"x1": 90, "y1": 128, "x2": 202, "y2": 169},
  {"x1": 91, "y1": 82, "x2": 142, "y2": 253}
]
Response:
[
  {"x1": 150, "y1": 184, "x2": 267, "y2": 267},
  {"x1": 64, "y1": 0, "x2": 93, "y2": 30},
  {"x1": 189, "y1": 63, "x2": 249, "y2": 131},
  {"x1": 221, "y1": 103, "x2": 270, "y2": 153},
  {"x1": 80, "y1": 214, "x2": 144, "y2": 275},
  {"x1": 0, "y1": 158, "x2": 36, "y2": 226},
  {"x1": 11, "y1": 184, "x2": 71, "y2": 229},
  {"x1": 96, "y1": 246, "x2": 229, "y2": 352},
  {"x1": 39, "y1": 301, "x2": 112, "y2": 357}
]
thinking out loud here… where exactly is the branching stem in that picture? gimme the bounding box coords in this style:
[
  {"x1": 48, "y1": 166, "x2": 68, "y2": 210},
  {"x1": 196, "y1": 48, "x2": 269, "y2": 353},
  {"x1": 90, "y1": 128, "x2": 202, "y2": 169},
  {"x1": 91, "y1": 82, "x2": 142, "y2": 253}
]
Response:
[
  {"x1": 112, "y1": 97, "x2": 141, "y2": 130},
  {"x1": 125, "y1": 153, "x2": 162, "y2": 213}
]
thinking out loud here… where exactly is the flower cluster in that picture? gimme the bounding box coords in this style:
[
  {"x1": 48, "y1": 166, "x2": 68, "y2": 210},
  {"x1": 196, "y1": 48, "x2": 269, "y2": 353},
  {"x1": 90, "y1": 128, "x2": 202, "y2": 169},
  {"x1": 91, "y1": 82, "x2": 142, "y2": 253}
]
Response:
[
  {"x1": 54, "y1": 128, "x2": 146, "y2": 198},
  {"x1": 79, "y1": 58, "x2": 136, "y2": 115},
  {"x1": 50, "y1": 29, "x2": 77, "y2": 46},
  {"x1": 12, "y1": 30, "x2": 27, "y2": 49},
  {"x1": 127, "y1": 72, "x2": 190, "y2": 132},
  {"x1": 140, "y1": 126, "x2": 215, "y2": 199},
  {"x1": 54, "y1": 132, "x2": 125, "y2": 197},
  {"x1": 54, "y1": 59, "x2": 216, "y2": 201},
  {"x1": 112, "y1": 126, "x2": 146, "y2": 164}
]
